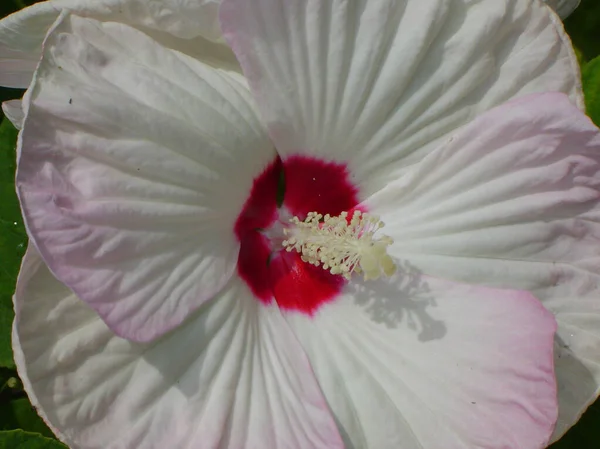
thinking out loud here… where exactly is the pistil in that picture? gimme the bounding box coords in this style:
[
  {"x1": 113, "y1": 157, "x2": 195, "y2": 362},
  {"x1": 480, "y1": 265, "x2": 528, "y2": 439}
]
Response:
[{"x1": 282, "y1": 210, "x2": 397, "y2": 280}]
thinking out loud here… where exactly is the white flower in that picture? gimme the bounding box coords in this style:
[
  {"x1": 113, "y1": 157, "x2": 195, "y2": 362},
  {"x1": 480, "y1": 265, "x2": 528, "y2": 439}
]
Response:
[{"x1": 1, "y1": 0, "x2": 598, "y2": 448}]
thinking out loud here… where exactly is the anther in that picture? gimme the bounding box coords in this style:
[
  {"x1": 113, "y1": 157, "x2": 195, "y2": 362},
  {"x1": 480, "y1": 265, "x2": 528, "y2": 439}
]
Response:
[{"x1": 282, "y1": 210, "x2": 396, "y2": 280}]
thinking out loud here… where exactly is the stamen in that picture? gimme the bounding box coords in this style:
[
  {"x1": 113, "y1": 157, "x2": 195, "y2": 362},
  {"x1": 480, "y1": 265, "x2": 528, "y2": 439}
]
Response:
[{"x1": 282, "y1": 210, "x2": 397, "y2": 280}]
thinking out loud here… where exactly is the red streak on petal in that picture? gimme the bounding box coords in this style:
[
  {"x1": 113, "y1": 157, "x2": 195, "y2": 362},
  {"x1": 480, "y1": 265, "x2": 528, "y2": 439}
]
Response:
[
  {"x1": 283, "y1": 155, "x2": 360, "y2": 219},
  {"x1": 234, "y1": 157, "x2": 282, "y2": 236},
  {"x1": 269, "y1": 250, "x2": 345, "y2": 314},
  {"x1": 238, "y1": 232, "x2": 272, "y2": 302},
  {"x1": 234, "y1": 158, "x2": 281, "y2": 303},
  {"x1": 235, "y1": 155, "x2": 361, "y2": 314}
]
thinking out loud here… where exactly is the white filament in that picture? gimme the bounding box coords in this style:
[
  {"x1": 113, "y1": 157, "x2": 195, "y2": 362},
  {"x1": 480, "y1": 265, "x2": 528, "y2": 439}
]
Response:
[{"x1": 282, "y1": 210, "x2": 396, "y2": 280}]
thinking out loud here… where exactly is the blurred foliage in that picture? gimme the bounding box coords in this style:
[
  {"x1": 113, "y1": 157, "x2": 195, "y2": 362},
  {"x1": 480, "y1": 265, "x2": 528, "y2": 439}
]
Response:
[
  {"x1": 0, "y1": 0, "x2": 599, "y2": 447},
  {"x1": 564, "y1": 0, "x2": 600, "y2": 64},
  {"x1": 0, "y1": 377, "x2": 54, "y2": 440},
  {"x1": 0, "y1": 430, "x2": 66, "y2": 448},
  {"x1": 0, "y1": 120, "x2": 27, "y2": 370},
  {"x1": 582, "y1": 56, "x2": 600, "y2": 125}
]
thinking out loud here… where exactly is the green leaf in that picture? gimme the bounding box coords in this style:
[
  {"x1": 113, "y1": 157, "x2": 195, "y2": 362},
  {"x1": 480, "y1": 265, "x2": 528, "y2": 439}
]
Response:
[
  {"x1": 0, "y1": 299, "x2": 15, "y2": 369},
  {"x1": 0, "y1": 398, "x2": 55, "y2": 438},
  {"x1": 564, "y1": 0, "x2": 600, "y2": 63},
  {"x1": 582, "y1": 55, "x2": 600, "y2": 127},
  {"x1": 0, "y1": 430, "x2": 66, "y2": 449},
  {"x1": 0, "y1": 118, "x2": 27, "y2": 369},
  {"x1": 0, "y1": 0, "x2": 28, "y2": 372}
]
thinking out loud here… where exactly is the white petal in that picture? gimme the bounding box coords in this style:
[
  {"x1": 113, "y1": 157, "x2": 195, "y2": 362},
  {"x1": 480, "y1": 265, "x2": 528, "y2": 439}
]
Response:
[
  {"x1": 284, "y1": 271, "x2": 558, "y2": 449},
  {"x1": 13, "y1": 246, "x2": 344, "y2": 449},
  {"x1": 17, "y1": 14, "x2": 275, "y2": 342},
  {"x1": 52, "y1": 0, "x2": 223, "y2": 41},
  {"x1": 220, "y1": 0, "x2": 584, "y2": 197},
  {"x1": 2, "y1": 99, "x2": 24, "y2": 129},
  {"x1": 543, "y1": 0, "x2": 581, "y2": 19},
  {"x1": 367, "y1": 92, "x2": 600, "y2": 441},
  {"x1": 0, "y1": 2, "x2": 59, "y2": 88},
  {"x1": 0, "y1": 0, "x2": 233, "y2": 89}
]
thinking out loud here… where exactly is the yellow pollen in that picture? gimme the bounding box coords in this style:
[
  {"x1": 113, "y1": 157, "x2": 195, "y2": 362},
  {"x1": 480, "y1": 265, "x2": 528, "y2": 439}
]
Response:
[{"x1": 282, "y1": 210, "x2": 397, "y2": 281}]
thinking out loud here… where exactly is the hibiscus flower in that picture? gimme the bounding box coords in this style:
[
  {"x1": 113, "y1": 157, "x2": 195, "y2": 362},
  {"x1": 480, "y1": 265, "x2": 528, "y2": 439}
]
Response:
[{"x1": 2, "y1": 0, "x2": 598, "y2": 448}]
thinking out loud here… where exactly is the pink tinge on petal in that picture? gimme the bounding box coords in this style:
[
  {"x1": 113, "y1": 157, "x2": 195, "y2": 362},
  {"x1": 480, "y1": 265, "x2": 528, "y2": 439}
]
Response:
[
  {"x1": 363, "y1": 90, "x2": 600, "y2": 441},
  {"x1": 16, "y1": 13, "x2": 274, "y2": 342},
  {"x1": 283, "y1": 273, "x2": 559, "y2": 449},
  {"x1": 235, "y1": 154, "x2": 361, "y2": 314},
  {"x1": 13, "y1": 247, "x2": 346, "y2": 449}
]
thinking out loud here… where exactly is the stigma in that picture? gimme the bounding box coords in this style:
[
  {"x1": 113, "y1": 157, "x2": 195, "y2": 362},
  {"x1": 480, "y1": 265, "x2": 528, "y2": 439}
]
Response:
[{"x1": 282, "y1": 210, "x2": 397, "y2": 281}]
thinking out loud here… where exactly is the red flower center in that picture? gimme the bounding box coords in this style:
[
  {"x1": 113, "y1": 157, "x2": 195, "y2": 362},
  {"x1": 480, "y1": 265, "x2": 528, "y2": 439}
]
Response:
[{"x1": 234, "y1": 155, "x2": 361, "y2": 314}]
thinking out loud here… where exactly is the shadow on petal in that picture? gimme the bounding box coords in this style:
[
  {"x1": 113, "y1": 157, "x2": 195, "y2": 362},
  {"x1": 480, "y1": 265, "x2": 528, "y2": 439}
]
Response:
[
  {"x1": 552, "y1": 334, "x2": 599, "y2": 442},
  {"x1": 348, "y1": 260, "x2": 447, "y2": 342}
]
